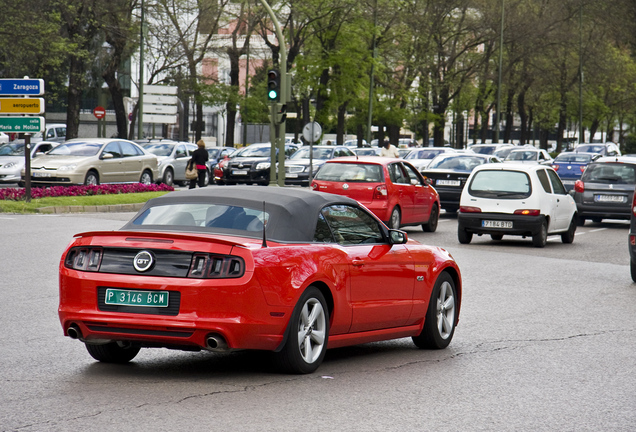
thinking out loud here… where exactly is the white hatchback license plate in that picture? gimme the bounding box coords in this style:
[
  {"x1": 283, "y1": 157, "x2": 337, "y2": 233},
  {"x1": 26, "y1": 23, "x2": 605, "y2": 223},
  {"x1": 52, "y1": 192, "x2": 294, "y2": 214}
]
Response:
[
  {"x1": 482, "y1": 220, "x2": 513, "y2": 228},
  {"x1": 232, "y1": 170, "x2": 248, "y2": 175},
  {"x1": 595, "y1": 194, "x2": 626, "y2": 203},
  {"x1": 436, "y1": 179, "x2": 461, "y2": 186},
  {"x1": 33, "y1": 171, "x2": 51, "y2": 177}
]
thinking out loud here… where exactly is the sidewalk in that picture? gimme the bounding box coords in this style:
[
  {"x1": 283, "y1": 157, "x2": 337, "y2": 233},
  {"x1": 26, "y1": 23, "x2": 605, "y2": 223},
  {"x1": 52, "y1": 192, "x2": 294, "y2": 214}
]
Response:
[{"x1": 36, "y1": 203, "x2": 146, "y2": 214}]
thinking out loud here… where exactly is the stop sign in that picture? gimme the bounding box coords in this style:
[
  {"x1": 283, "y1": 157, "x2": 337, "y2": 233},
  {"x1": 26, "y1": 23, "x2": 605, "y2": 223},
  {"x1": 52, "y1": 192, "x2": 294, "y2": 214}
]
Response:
[{"x1": 93, "y1": 106, "x2": 106, "y2": 119}]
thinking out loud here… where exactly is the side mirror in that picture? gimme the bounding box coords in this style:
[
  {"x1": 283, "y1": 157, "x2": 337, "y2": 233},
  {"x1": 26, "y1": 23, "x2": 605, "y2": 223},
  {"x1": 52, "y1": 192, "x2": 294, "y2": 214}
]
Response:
[
  {"x1": 101, "y1": 153, "x2": 114, "y2": 160},
  {"x1": 422, "y1": 176, "x2": 433, "y2": 186},
  {"x1": 389, "y1": 229, "x2": 408, "y2": 244}
]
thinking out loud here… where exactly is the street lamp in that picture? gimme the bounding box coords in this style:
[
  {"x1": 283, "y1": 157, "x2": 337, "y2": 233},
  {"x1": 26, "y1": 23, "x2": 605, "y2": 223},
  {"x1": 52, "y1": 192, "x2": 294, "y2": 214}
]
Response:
[{"x1": 494, "y1": 0, "x2": 504, "y2": 144}]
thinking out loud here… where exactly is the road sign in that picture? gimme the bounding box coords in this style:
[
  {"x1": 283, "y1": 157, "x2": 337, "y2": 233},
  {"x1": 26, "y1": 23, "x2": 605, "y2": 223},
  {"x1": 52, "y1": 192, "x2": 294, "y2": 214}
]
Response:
[
  {"x1": 93, "y1": 106, "x2": 106, "y2": 119},
  {"x1": 0, "y1": 79, "x2": 45, "y2": 96},
  {"x1": 303, "y1": 121, "x2": 322, "y2": 143},
  {"x1": 143, "y1": 104, "x2": 178, "y2": 115},
  {"x1": 143, "y1": 114, "x2": 178, "y2": 124},
  {"x1": 0, "y1": 116, "x2": 45, "y2": 132},
  {"x1": 0, "y1": 98, "x2": 44, "y2": 114},
  {"x1": 144, "y1": 85, "x2": 178, "y2": 95},
  {"x1": 144, "y1": 94, "x2": 178, "y2": 105}
]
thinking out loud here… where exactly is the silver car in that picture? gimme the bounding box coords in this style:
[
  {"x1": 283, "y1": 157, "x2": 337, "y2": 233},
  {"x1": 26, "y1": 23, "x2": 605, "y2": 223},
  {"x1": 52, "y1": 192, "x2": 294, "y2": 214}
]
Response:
[
  {"x1": 141, "y1": 141, "x2": 198, "y2": 186},
  {"x1": 0, "y1": 141, "x2": 59, "y2": 184},
  {"x1": 24, "y1": 138, "x2": 159, "y2": 186}
]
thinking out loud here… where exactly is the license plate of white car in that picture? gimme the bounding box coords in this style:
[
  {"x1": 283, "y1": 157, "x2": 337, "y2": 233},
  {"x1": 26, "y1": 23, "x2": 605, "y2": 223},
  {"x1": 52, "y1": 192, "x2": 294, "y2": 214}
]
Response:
[
  {"x1": 595, "y1": 194, "x2": 626, "y2": 203},
  {"x1": 436, "y1": 179, "x2": 460, "y2": 186},
  {"x1": 105, "y1": 288, "x2": 169, "y2": 307},
  {"x1": 232, "y1": 170, "x2": 248, "y2": 175},
  {"x1": 482, "y1": 220, "x2": 513, "y2": 228}
]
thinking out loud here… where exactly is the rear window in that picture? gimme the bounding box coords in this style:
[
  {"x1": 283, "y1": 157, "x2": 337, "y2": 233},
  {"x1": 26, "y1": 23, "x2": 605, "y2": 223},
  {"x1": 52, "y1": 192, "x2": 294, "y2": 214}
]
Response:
[
  {"x1": 468, "y1": 170, "x2": 532, "y2": 199},
  {"x1": 314, "y1": 163, "x2": 383, "y2": 182},
  {"x1": 554, "y1": 153, "x2": 593, "y2": 163},
  {"x1": 582, "y1": 163, "x2": 636, "y2": 184}
]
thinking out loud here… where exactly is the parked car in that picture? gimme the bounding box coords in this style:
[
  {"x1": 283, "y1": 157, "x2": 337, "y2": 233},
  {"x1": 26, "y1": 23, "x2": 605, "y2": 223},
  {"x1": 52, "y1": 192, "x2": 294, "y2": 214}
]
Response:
[
  {"x1": 494, "y1": 145, "x2": 516, "y2": 160},
  {"x1": 421, "y1": 153, "x2": 502, "y2": 213},
  {"x1": 57, "y1": 186, "x2": 462, "y2": 374},
  {"x1": 9, "y1": 123, "x2": 67, "y2": 145},
  {"x1": 343, "y1": 138, "x2": 369, "y2": 148},
  {"x1": 457, "y1": 164, "x2": 577, "y2": 247},
  {"x1": 574, "y1": 143, "x2": 621, "y2": 157},
  {"x1": 221, "y1": 142, "x2": 299, "y2": 185},
  {"x1": 0, "y1": 141, "x2": 59, "y2": 184},
  {"x1": 571, "y1": 156, "x2": 636, "y2": 225},
  {"x1": 141, "y1": 141, "x2": 198, "y2": 186},
  {"x1": 403, "y1": 147, "x2": 457, "y2": 171},
  {"x1": 551, "y1": 152, "x2": 601, "y2": 191},
  {"x1": 352, "y1": 147, "x2": 383, "y2": 157},
  {"x1": 284, "y1": 145, "x2": 354, "y2": 186},
  {"x1": 504, "y1": 148, "x2": 553, "y2": 165},
  {"x1": 469, "y1": 143, "x2": 514, "y2": 155},
  {"x1": 24, "y1": 138, "x2": 159, "y2": 186},
  {"x1": 311, "y1": 157, "x2": 440, "y2": 231}
]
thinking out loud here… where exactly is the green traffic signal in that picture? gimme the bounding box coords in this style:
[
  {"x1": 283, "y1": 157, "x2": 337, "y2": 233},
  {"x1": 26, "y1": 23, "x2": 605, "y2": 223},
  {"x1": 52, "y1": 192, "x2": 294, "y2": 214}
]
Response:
[{"x1": 267, "y1": 69, "x2": 280, "y2": 101}]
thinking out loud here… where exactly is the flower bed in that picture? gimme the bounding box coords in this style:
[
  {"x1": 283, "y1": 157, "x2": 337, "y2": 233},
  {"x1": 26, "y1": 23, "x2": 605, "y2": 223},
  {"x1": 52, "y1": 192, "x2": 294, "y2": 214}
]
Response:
[{"x1": 0, "y1": 183, "x2": 174, "y2": 201}]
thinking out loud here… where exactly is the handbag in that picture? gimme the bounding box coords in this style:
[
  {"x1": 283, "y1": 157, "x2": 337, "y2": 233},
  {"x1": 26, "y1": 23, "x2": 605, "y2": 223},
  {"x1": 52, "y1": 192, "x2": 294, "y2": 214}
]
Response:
[{"x1": 185, "y1": 160, "x2": 198, "y2": 180}]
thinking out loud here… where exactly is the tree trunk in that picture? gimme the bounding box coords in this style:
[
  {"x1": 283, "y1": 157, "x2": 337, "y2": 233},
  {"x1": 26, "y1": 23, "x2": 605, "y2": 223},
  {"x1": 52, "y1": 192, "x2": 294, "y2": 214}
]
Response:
[
  {"x1": 336, "y1": 102, "x2": 348, "y2": 145},
  {"x1": 65, "y1": 56, "x2": 84, "y2": 140},
  {"x1": 504, "y1": 88, "x2": 514, "y2": 143},
  {"x1": 517, "y1": 90, "x2": 528, "y2": 145}
]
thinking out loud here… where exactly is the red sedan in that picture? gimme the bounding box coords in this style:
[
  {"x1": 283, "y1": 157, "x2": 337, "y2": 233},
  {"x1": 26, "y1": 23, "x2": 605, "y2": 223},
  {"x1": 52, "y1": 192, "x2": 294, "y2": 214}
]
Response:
[
  {"x1": 59, "y1": 187, "x2": 461, "y2": 373},
  {"x1": 311, "y1": 157, "x2": 441, "y2": 231}
]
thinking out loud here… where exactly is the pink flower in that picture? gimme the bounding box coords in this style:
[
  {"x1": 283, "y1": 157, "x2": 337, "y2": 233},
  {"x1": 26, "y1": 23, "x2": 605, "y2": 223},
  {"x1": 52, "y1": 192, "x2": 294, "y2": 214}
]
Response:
[{"x1": 0, "y1": 183, "x2": 174, "y2": 201}]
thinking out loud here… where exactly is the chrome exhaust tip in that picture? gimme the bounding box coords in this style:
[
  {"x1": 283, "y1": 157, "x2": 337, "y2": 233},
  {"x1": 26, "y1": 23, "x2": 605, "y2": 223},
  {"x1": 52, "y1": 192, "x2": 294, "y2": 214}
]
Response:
[
  {"x1": 67, "y1": 324, "x2": 82, "y2": 340},
  {"x1": 205, "y1": 334, "x2": 228, "y2": 351}
]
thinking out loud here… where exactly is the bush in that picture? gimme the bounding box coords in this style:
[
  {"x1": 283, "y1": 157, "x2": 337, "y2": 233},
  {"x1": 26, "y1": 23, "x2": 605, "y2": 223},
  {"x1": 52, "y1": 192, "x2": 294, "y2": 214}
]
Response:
[{"x1": 0, "y1": 183, "x2": 174, "y2": 201}]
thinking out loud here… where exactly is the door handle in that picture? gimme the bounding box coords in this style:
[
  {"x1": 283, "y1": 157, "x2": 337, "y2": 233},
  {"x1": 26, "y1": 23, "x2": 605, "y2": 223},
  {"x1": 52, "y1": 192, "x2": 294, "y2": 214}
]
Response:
[{"x1": 352, "y1": 259, "x2": 365, "y2": 266}]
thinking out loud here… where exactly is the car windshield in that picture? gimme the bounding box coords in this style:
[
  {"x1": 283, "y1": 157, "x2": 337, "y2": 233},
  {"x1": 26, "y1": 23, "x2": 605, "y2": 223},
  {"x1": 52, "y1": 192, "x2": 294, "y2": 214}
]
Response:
[
  {"x1": 235, "y1": 145, "x2": 271, "y2": 157},
  {"x1": 468, "y1": 170, "x2": 532, "y2": 199},
  {"x1": 583, "y1": 163, "x2": 636, "y2": 184},
  {"x1": 427, "y1": 155, "x2": 486, "y2": 171},
  {"x1": 554, "y1": 153, "x2": 593, "y2": 163},
  {"x1": 290, "y1": 147, "x2": 333, "y2": 160},
  {"x1": 0, "y1": 142, "x2": 25, "y2": 156},
  {"x1": 49, "y1": 142, "x2": 102, "y2": 156},
  {"x1": 144, "y1": 144, "x2": 175, "y2": 156},
  {"x1": 405, "y1": 149, "x2": 446, "y2": 160},
  {"x1": 471, "y1": 145, "x2": 497, "y2": 154},
  {"x1": 314, "y1": 163, "x2": 383, "y2": 182},
  {"x1": 132, "y1": 203, "x2": 269, "y2": 233},
  {"x1": 506, "y1": 151, "x2": 537, "y2": 161}
]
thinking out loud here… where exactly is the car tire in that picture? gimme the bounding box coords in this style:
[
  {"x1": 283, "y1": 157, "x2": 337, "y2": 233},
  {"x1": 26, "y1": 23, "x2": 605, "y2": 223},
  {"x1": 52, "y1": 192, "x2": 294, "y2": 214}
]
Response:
[
  {"x1": 140, "y1": 170, "x2": 153, "y2": 185},
  {"x1": 561, "y1": 217, "x2": 577, "y2": 244},
  {"x1": 422, "y1": 203, "x2": 439, "y2": 232},
  {"x1": 203, "y1": 170, "x2": 210, "y2": 186},
  {"x1": 631, "y1": 259, "x2": 636, "y2": 283},
  {"x1": 576, "y1": 215, "x2": 586, "y2": 226},
  {"x1": 162, "y1": 168, "x2": 174, "y2": 186},
  {"x1": 274, "y1": 286, "x2": 329, "y2": 374},
  {"x1": 532, "y1": 220, "x2": 548, "y2": 248},
  {"x1": 85, "y1": 342, "x2": 140, "y2": 364},
  {"x1": 389, "y1": 207, "x2": 401, "y2": 229},
  {"x1": 84, "y1": 170, "x2": 99, "y2": 186},
  {"x1": 458, "y1": 228, "x2": 472, "y2": 244},
  {"x1": 412, "y1": 272, "x2": 457, "y2": 349},
  {"x1": 490, "y1": 234, "x2": 503, "y2": 241}
]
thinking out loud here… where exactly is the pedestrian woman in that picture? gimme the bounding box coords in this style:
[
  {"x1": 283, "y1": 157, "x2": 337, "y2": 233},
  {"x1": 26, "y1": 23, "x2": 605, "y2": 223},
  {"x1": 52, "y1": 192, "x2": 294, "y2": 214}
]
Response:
[{"x1": 189, "y1": 139, "x2": 209, "y2": 189}]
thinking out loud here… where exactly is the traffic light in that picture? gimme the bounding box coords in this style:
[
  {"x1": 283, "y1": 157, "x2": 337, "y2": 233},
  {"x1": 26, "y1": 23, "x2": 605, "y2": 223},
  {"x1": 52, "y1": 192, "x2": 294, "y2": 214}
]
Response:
[
  {"x1": 267, "y1": 69, "x2": 280, "y2": 101},
  {"x1": 276, "y1": 104, "x2": 287, "y2": 124}
]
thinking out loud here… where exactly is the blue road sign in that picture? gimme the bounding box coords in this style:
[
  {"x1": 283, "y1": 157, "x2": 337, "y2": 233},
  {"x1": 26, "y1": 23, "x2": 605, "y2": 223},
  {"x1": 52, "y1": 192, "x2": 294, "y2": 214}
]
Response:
[{"x1": 0, "y1": 79, "x2": 44, "y2": 96}]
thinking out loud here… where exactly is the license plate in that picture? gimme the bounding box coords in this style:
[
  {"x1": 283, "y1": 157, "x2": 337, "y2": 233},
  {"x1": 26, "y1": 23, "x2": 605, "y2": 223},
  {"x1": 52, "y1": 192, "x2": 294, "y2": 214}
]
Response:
[
  {"x1": 482, "y1": 220, "x2": 513, "y2": 228},
  {"x1": 33, "y1": 171, "x2": 51, "y2": 177},
  {"x1": 286, "y1": 173, "x2": 298, "y2": 178},
  {"x1": 105, "y1": 288, "x2": 169, "y2": 307},
  {"x1": 561, "y1": 180, "x2": 575, "y2": 185},
  {"x1": 594, "y1": 194, "x2": 626, "y2": 203},
  {"x1": 232, "y1": 169, "x2": 248, "y2": 175},
  {"x1": 436, "y1": 179, "x2": 461, "y2": 186}
]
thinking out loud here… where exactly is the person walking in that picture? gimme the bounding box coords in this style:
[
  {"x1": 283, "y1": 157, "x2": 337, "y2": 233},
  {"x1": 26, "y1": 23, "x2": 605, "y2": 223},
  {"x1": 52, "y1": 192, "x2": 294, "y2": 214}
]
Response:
[
  {"x1": 189, "y1": 139, "x2": 210, "y2": 189},
  {"x1": 380, "y1": 140, "x2": 400, "y2": 158}
]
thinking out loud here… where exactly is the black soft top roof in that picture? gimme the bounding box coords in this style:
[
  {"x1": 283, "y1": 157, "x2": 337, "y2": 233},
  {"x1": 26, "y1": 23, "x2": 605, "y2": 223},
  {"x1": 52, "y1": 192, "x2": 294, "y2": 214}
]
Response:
[{"x1": 121, "y1": 186, "x2": 361, "y2": 242}]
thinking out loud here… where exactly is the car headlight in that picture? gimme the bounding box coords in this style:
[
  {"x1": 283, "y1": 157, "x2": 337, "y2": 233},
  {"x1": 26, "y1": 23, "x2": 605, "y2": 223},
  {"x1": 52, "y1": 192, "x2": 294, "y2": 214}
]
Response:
[
  {"x1": 256, "y1": 162, "x2": 270, "y2": 170},
  {"x1": 3, "y1": 161, "x2": 17, "y2": 169},
  {"x1": 58, "y1": 164, "x2": 78, "y2": 171}
]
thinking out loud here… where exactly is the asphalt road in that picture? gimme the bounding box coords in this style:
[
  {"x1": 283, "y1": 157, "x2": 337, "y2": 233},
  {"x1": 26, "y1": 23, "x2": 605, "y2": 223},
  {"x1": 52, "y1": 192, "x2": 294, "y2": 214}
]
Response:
[{"x1": 0, "y1": 210, "x2": 634, "y2": 431}]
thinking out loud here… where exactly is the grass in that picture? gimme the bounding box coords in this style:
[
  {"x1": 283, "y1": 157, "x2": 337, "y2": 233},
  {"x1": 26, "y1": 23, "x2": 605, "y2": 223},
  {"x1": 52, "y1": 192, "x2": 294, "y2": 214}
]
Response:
[{"x1": 0, "y1": 191, "x2": 171, "y2": 214}]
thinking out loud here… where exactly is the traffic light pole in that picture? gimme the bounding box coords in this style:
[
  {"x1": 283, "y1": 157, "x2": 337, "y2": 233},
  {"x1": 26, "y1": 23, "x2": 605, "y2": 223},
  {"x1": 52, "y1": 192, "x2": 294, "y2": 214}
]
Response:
[{"x1": 257, "y1": 0, "x2": 287, "y2": 187}]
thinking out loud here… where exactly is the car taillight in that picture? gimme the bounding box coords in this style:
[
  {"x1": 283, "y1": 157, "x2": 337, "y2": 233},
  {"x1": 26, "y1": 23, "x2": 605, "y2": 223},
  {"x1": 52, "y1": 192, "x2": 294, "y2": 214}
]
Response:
[
  {"x1": 64, "y1": 247, "x2": 103, "y2": 271},
  {"x1": 580, "y1": 166, "x2": 586, "y2": 173},
  {"x1": 373, "y1": 185, "x2": 388, "y2": 199},
  {"x1": 459, "y1": 206, "x2": 481, "y2": 213},
  {"x1": 514, "y1": 209, "x2": 540, "y2": 216},
  {"x1": 574, "y1": 180, "x2": 585, "y2": 193},
  {"x1": 630, "y1": 235, "x2": 636, "y2": 246},
  {"x1": 551, "y1": 164, "x2": 559, "y2": 171},
  {"x1": 188, "y1": 253, "x2": 245, "y2": 279},
  {"x1": 311, "y1": 182, "x2": 318, "y2": 190}
]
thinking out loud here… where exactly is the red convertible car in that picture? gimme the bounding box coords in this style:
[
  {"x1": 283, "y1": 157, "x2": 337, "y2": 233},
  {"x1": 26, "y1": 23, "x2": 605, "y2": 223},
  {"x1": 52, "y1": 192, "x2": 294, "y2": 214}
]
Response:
[{"x1": 59, "y1": 187, "x2": 462, "y2": 373}]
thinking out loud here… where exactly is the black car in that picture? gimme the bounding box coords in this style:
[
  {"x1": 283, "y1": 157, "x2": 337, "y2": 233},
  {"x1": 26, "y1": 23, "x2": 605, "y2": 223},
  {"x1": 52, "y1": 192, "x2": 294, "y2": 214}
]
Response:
[
  {"x1": 222, "y1": 142, "x2": 298, "y2": 185},
  {"x1": 421, "y1": 153, "x2": 501, "y2": 213},
  {"x1": 284, "y1": 145, "x2": 354, "y2": 186},
  {"x1": 572, "y1": 156, "x2": 636, "y2": 225}
]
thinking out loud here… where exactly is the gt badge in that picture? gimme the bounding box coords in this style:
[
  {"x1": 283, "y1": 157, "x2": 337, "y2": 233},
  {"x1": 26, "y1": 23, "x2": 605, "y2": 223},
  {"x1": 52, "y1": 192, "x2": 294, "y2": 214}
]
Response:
[{"x1": 133, "y1": 250, "x2": 154, "y2": 272}]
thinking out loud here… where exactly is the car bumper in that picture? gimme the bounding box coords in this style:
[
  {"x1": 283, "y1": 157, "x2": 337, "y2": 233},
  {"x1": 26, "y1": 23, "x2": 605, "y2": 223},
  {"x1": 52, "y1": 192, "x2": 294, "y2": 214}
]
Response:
[
  {"x1": 575, "y1": 202, "x2": 631, "y2": 220},
  {"x1": 458, "y1": 212, "x2": 545, "y2": 236},
  {"x1": 25, "y1": 171, "x2": 86, "y2": 185},
  {"x1": 435, "y1": 187, "x2": 462, "y2": 210},
  {"x1": 224, "y1": 169, "x2": 270, "y2": 185}
]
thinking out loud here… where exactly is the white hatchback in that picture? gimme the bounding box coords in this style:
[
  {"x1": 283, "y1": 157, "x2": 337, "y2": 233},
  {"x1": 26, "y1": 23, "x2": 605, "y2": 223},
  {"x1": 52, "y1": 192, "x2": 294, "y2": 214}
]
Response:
[{"x1": 457, "y1": 164, "x2": 577, "y2": 247}]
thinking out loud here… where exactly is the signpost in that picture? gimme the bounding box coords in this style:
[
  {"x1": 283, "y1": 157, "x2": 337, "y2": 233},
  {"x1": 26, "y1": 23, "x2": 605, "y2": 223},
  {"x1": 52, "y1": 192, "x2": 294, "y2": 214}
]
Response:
[
  {"x1": 143, "y1": 85, "x2": 178, "y2": 134},
  {"x1": 0, "y1": 77, "x2": 46, "y2": 202},
  {"x1": 93, "y1": 106, "x2": 106, "y2": 138}
]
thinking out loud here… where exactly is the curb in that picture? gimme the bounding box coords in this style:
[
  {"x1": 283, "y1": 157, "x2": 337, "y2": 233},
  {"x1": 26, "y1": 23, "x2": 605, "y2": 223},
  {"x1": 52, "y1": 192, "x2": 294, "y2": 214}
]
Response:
[{"x1": 36, "y1": 203, "x2": 145, "y2": 214}]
